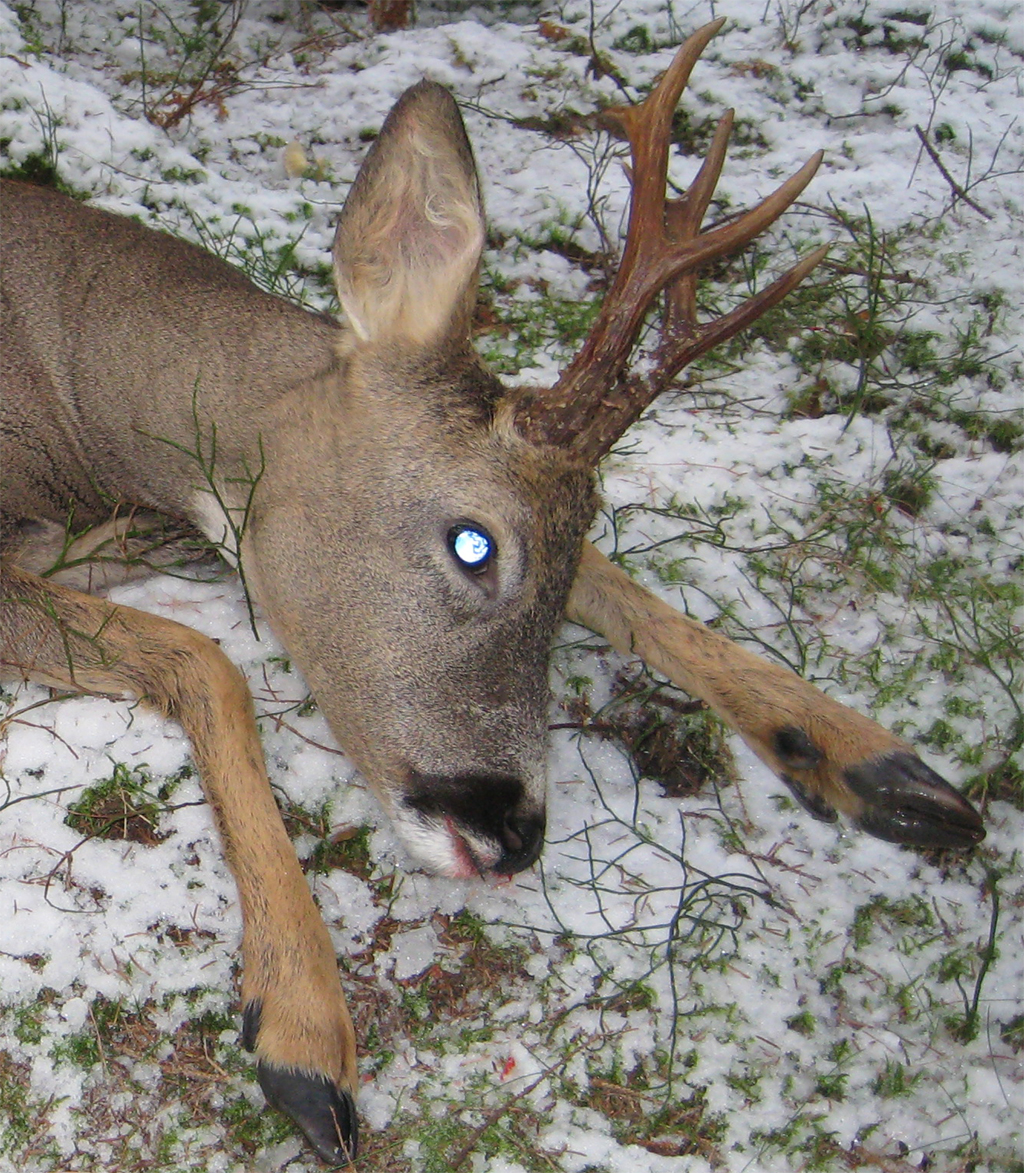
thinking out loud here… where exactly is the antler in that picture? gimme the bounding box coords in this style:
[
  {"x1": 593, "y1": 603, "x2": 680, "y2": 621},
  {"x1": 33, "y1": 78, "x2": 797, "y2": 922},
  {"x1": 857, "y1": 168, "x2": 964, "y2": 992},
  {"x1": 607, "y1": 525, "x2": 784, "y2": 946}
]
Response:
[{"x1": 517, "y1": 19, "x2": 828, "y2": 461}]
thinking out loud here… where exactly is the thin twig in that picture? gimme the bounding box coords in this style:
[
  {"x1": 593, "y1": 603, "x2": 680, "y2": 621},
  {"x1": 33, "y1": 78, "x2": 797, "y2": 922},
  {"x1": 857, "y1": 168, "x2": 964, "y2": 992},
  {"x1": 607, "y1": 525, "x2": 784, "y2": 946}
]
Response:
[
  {"x1": 448, "y1": 1036, "x2": 598, "y2": 1170},
  {"x1": 914, "y1": 125, "x2": 993, "y2": 220},
  {"x1": 448, "y1": 1071, "x2": 549, "y2": 1170}
]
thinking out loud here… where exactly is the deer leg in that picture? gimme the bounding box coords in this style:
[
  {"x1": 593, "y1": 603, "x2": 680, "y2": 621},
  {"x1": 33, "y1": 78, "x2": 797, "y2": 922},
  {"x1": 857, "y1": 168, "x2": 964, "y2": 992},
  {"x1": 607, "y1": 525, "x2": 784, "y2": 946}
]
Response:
[
  {"x1": 568, "y1": 542, "x2": 984, "y2": 849},
  {"x1": 0, "y1": 563, "x2": 358, "y2": 1164}
]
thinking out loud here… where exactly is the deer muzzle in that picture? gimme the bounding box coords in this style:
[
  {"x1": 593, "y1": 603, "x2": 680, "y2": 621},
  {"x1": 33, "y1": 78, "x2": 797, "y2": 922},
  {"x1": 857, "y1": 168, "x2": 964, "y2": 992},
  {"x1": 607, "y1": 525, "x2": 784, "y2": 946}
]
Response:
[{"x1": 400, "y1": 770, "x2": 546, "y2": 878}]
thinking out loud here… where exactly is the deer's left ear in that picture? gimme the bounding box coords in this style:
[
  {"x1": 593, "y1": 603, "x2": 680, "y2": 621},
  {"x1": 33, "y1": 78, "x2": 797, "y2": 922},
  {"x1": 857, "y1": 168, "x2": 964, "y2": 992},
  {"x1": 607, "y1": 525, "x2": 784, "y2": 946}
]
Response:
[{"x1": 332, "y1": 81, "x2": 485, "y2": 347}]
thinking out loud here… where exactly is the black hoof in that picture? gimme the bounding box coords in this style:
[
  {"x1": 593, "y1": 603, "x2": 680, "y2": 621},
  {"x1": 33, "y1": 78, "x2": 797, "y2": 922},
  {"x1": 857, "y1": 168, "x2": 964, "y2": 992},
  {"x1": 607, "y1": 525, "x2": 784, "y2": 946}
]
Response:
[
  {"x1": 845, "y1": 751, "x2": 985, "y2": 849},
  {"x1": 256, "y1": 1061, "x2": 358, "y2": 1166}
]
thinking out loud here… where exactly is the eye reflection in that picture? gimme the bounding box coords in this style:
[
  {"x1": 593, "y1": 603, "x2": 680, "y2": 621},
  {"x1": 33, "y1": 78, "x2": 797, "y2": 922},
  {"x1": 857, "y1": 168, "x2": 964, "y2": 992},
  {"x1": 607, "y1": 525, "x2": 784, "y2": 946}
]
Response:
[{"x1": 449, "y1": 525, "x2": 493, "y2": 572}]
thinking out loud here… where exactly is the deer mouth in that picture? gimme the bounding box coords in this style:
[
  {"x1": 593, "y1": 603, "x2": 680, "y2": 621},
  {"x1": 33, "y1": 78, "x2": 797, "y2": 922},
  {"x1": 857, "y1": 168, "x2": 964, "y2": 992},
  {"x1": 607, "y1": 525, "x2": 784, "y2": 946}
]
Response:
[
  {"x1": 389, "y1": 807, "x2": 499, "y2": 879},
  {"x1": 397, "y1": 770, "x2": 547, "y2": 878},
  {"x1": 444, "y1": 816, "x2": 490, "y2": 878}
]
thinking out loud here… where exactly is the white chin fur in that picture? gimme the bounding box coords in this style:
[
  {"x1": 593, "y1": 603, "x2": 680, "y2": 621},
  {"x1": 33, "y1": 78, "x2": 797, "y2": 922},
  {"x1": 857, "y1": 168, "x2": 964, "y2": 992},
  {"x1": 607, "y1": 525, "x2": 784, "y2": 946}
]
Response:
[{"x1": 391, "y1": 811, "x2": 500, "y2": 879}]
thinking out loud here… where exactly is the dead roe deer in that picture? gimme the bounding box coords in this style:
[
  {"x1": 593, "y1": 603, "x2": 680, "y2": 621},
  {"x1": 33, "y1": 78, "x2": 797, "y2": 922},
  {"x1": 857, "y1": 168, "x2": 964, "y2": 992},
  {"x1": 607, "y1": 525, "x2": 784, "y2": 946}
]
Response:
[{"x1": 0, "y1": 20, "x2": 983, "y2": 1166}]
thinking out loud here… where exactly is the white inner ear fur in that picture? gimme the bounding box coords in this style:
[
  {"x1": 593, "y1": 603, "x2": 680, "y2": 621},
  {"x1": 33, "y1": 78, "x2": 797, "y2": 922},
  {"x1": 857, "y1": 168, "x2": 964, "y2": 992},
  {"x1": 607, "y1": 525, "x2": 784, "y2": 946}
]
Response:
[{"x1": 334, "y1": 124, "x2": 484, "y2": 346}]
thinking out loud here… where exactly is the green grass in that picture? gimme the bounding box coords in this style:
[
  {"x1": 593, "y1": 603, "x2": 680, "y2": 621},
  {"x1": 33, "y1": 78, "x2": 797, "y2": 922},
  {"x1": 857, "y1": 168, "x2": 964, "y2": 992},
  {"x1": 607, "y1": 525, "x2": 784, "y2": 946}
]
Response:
[{"x1": 64, "y1": 762, "x2": 188, "y2": 844}]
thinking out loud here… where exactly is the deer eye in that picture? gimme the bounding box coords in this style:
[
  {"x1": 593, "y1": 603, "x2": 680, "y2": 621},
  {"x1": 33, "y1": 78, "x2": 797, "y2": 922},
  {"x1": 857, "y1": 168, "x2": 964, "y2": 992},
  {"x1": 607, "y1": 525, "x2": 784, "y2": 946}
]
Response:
[{"x1": 448, "y1": 524, "x2": 494, "y2": 574}]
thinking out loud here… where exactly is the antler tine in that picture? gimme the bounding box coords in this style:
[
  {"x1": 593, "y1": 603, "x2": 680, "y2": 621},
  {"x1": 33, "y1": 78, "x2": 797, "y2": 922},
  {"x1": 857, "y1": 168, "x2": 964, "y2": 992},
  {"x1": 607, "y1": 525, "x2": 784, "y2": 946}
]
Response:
[
  {"x1": 608, "y1": 17, "x2": 727, "y2": 277},
  {"x1": 675, "y1": 149, "x2": 824, "y2": 276},
  {"x1": 517, "y1": 19, "x2": 827, "y2": 462},
  {"x1": 654, "y1": 243, "x2": 830, "y2": 399},
  {"x1": 662, "y1": 109, "x2": 735, "y2": 339},
  {"x1": 660, "y1": 144, "x2": 824, "y2": 355}
]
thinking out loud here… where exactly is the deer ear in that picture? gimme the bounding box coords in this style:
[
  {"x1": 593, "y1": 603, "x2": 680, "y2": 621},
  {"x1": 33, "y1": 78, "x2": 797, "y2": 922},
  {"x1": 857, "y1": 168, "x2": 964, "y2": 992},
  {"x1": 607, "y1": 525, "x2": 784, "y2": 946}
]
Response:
[{"x1": 332, "y1": 81, "x2": 485, "y2": 347}]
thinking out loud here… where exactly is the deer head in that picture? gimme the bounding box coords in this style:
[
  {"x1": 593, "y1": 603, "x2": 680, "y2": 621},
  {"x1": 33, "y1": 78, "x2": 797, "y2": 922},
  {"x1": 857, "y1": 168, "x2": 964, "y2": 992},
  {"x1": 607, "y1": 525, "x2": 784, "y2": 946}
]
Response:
[{"x1": 240, "y1": 19, "x2": 824, "y2": 880}]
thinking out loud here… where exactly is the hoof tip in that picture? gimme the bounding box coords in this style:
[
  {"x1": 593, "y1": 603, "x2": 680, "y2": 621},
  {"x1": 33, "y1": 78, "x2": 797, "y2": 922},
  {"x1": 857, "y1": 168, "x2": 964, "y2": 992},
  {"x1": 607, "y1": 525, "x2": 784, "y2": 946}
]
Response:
[
  {"x1": 256, "y1": 1061, "x2": 358, "y2": 1166},
  {"x1": 845, "y1": 751, "x2": 985, "y2": 850}
]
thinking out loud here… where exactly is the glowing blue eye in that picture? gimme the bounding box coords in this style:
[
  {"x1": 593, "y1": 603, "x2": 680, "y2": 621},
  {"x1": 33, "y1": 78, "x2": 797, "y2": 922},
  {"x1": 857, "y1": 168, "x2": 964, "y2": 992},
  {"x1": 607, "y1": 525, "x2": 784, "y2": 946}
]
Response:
[{"x1": 449, "y1": 525, "x2": 493, "y2": 572}]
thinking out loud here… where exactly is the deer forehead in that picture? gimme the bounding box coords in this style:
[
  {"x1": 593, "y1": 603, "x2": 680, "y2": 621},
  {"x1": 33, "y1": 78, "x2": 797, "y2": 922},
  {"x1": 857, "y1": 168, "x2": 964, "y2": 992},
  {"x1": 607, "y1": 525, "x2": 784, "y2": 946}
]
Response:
[
  {"x1": 260, "y1": 355, "x2": 597, "y2": 537},
  {"x1": 259, "y1": 412, "x2": 595, "y2": 556}
]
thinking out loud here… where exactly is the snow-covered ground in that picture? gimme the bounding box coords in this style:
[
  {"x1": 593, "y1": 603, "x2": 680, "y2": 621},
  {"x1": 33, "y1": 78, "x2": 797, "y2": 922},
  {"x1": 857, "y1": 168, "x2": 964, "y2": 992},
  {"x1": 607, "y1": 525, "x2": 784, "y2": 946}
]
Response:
[{"x1": 1, "y1": 2, "x2": 1021, "y2": 1170}]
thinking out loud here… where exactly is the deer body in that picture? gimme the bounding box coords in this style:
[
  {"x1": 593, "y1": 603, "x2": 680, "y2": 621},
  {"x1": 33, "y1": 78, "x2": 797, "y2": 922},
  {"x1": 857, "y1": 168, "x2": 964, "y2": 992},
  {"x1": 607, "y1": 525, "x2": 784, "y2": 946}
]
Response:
[
  {"x1": 1, "y1": 22, "x2": 983, "y2": 1166},
  {"x1": 3, "y1": 180, "x2": 336, "y2": 525}
]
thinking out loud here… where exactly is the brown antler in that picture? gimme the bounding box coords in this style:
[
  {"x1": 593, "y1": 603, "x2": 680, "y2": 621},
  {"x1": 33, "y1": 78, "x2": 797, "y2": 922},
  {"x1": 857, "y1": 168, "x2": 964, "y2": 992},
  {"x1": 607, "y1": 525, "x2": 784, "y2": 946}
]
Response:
[{"x1": 517, "y1": 18, "x2": 828, "y2": 461}]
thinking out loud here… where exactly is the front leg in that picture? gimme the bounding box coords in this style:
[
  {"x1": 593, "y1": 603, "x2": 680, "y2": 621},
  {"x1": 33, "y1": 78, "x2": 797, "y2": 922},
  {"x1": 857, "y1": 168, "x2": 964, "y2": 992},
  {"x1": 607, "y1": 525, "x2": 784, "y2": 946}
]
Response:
[
  {"x1": 0, "y1": 564, "x2": 358, "y2": 1164},
  {"x1": 567, "y1": 542, "x2": 984, "y2": 848}
]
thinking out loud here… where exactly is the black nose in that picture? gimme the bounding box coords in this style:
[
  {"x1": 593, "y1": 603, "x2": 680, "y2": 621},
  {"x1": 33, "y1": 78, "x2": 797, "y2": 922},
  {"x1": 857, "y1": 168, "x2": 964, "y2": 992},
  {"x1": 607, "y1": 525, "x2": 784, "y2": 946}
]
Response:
[
  {"x1": 495, "y1": 811, "x2": 546, "y2": 875},
  {"x1": 404, "y1": 772, "x2": 546, "y2": 874}
]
